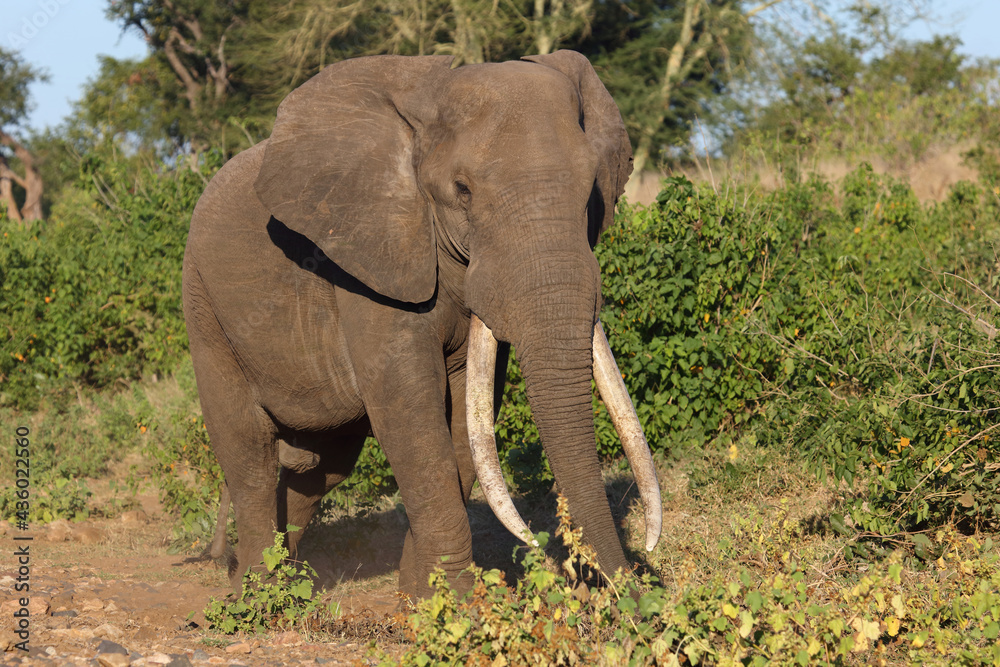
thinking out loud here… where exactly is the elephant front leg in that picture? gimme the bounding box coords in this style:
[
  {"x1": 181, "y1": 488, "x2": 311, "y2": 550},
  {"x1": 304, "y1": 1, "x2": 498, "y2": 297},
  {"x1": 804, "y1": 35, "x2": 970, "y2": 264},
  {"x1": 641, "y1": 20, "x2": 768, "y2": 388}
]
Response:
[
  {"x1": 338, "y1": 301, "x2": 473, "y2": 599},
  {"x1": 369, "y1": 382, "x2": 474, "y2": 598}
]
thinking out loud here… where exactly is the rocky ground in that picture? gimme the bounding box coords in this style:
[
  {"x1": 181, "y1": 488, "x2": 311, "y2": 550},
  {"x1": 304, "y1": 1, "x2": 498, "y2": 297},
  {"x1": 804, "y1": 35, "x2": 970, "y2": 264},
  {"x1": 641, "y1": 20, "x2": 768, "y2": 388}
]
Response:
[{"x1": 1, "y1": 502, "x2": 406, "y2": 667}]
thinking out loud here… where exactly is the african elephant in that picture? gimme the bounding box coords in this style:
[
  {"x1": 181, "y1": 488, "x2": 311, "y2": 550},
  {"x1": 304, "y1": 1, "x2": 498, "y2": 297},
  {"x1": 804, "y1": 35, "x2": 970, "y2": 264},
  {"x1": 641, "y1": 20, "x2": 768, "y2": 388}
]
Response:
[{"x1": 182, "y1": 50, "x2": 661, "y2": 598}]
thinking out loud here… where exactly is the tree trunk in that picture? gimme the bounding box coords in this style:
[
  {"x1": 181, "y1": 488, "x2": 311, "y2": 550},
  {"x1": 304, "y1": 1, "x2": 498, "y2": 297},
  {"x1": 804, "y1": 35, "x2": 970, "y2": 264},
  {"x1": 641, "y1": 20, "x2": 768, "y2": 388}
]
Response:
[
  {"x1": 0, "y1": 166, "x2": 22, "y2": 223},
  {"x1": 0, "y1": 130, "x2": 43, "y2": 224}
]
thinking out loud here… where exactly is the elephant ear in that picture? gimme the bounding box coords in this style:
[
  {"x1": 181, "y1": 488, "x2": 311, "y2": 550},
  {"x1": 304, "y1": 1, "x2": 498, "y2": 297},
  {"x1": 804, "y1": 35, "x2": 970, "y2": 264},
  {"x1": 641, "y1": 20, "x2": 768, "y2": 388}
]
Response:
[
  {"x1": 255, "y1": 55, "x2": 453, "y2": 304},
  {"x1": 522, "y1": 50, "x2": 633, "y2": 235}
]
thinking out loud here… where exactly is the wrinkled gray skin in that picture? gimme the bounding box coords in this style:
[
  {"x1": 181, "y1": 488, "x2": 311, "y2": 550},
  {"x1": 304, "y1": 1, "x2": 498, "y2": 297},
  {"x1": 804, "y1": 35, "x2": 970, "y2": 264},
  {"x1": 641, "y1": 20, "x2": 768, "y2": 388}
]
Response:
[{"x1": 183, "y1": 50, "x2": 634, "y2": 598}]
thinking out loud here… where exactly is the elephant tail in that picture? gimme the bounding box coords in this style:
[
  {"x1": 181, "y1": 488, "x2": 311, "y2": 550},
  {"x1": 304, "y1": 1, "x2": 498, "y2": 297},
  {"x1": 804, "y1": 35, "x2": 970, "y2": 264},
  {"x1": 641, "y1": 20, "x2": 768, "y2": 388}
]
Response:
[
  {"x1": 208, "y1": 482, "x2": 231, "y2": 560},
  {"x1": 182, "y1": 483, "x2": 232, "y2": 565}
]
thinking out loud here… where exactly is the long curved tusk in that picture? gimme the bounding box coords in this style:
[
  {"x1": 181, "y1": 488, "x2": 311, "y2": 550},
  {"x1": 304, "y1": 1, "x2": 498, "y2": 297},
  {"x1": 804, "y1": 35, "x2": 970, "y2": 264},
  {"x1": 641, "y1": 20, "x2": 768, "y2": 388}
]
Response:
[
  {"x1": 466, "y1": 314, "x2": 538, "y2": 547},
  {"x1": 592, "y1": 323, "x2": 662, "y2": 552}
]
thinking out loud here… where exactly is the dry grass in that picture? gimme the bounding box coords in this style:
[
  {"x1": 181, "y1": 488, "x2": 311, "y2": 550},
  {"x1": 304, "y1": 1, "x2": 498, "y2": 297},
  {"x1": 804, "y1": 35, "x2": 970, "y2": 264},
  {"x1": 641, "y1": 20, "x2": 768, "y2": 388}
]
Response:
[{"x1": 629, "y1": 143, "x2": 979, "y2": 207}]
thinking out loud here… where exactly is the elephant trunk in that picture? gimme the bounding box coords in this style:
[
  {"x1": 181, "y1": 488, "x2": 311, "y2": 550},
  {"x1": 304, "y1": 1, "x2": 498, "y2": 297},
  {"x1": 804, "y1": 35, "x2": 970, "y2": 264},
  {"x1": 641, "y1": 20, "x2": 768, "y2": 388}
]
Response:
[
  {"x1": 518, "y1": 299, "x2": 628, "y2": 578},
  {"x1": 466, "y1": 253, "x2": 661, "y2": 576}
]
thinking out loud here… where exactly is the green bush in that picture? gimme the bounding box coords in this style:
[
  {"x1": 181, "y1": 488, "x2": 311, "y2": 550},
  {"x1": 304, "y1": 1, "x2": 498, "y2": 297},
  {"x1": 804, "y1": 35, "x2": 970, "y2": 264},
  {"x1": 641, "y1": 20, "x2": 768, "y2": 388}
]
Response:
[
  {"x1": 0, "y1": 151, "x2": 220, "y2": 409},
  {"x1": 596, "y1": 176, "x2": 784, "y2": 453},
  {"x1": 0, "y1": 476, "x2": 93, "y2": 524},
  {"x1": 146, "y1": 412, "x2": 226, "y2": 552}
]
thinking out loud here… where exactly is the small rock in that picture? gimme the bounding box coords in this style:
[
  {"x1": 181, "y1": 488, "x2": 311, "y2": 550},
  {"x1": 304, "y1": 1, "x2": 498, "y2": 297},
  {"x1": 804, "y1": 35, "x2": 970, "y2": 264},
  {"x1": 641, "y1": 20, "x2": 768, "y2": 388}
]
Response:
[
  {"x1": 25, "y1": 643, "x2": 49, "y2": 658},
  {"x1": 31, "y1": 598, "x2": 51, "y2": 616},
  {"x1": 224, "y1": 642, "x2": 251, "y2": 655},
  {"x1": 207, "y1": 658, "x2": 225, "y2": 665},
  {"x1": 95, "y1": 639, "x2": 128, "y2": 655},
  {"x1": 0, "y1": 596, "x2": 48, "y2": 615},
  {"x1": 2, "y1": 631, "x2": 20, "y2": 651},
  {"x1": 45, "y1": 519, "x2": 72, "y2": 542},
  {"x1": 43, "y1": 616, "x2": 71, "y2": 630},
  {"x1": 145, "y1": 653, "x2": 174, "y2": 665},
  {"x1": 79, "y1": 596, "x2": 105, "y2": 612},
  {"x1": 51, "y1": 591, "x2": 74, "y2": 609},
  {"x1": 165, "y1": 656, "x2": 194, "y2": 667},
  {"x1": 272, "y1": 630, "x2": 302, "y2": 646},
  {"x1": 44, "y1": 646, "x2": 57, "y2": 655},
  {"x1": 120, "y1": 510, "x2": 148, "y2": 524},
  {"x1": 93, "y1": 623, "x2": 124, "y2": 641},
  {"x1": 52, "y1": 610, "x2": 78, "y2": 618},
  {"x1": 191, "y1": 650, "x2": 209, "y2": 661},
  {"x1": 98, "y1": 654, "x2": 130, "y2": 667},
  {"x1": 72, "y1": 525, "x2": 105, "y2": 544},
  {"x1": 105, "y1": 601, "x2": 120, "y2": 613},
  {"x1": 173, "y1": 617, "x2": 198, "y2": 631}
]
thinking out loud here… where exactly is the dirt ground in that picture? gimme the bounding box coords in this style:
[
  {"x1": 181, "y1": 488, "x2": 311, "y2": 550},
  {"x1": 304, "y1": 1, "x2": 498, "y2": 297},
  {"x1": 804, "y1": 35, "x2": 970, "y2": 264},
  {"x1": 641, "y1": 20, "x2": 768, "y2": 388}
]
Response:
[
  {"x1": 0, "y1": 475, "x2": 600, "y2": 667},
  {"x1": 0, "y1": 490, "x2": 409, "y2": 667}
]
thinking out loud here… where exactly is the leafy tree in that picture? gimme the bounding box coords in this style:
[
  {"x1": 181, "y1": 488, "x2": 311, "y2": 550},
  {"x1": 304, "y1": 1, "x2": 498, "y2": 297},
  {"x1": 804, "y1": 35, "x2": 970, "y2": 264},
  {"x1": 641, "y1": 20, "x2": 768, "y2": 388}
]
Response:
[
  {"x1": 102, "y1": 0, "x2": 598, "y2": 154},
  {"x1": 870, "y1": 34, "x2": 965, "y2": 96},
  {"x1": 731, "y1": 25, "x2": 998, "y2": 177},
  {"x1": 0, "y1": 47, "x2": 46, "y2": 223},
  {"x1": 106, "y1": 0, "x2": 274, "y2": 154},
  {"x1": 579, "y1": 0, "x2": 761, "y2": 197},
  {"x1": 72, "y1": 56, "x2": 180, "y2": 154}
]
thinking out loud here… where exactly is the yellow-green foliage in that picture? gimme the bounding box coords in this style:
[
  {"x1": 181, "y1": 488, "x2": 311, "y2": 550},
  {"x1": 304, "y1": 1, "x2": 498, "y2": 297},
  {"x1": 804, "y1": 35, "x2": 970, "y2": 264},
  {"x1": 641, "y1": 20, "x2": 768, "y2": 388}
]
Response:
[{"x1": 389, "y1": 497, "x2": 1000, "y2": 666}]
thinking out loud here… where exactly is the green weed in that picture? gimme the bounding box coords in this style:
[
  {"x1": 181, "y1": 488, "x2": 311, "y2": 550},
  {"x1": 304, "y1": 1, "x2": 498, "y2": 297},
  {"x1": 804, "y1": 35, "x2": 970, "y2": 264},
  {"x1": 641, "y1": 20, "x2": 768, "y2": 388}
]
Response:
[{"x1": 203, "y1": 529, "x2": 340, "y2": 634}]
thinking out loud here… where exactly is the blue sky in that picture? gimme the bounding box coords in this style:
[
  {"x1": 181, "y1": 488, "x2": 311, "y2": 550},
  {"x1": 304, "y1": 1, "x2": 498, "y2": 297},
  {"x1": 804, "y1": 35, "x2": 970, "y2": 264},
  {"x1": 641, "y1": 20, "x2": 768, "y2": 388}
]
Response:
[
  {"x1": 5, "y1": 0, "x2": 147, "y2": 131},
  {"x1": 5, "y1": 0, "x2": 1000, "y2": 132}
]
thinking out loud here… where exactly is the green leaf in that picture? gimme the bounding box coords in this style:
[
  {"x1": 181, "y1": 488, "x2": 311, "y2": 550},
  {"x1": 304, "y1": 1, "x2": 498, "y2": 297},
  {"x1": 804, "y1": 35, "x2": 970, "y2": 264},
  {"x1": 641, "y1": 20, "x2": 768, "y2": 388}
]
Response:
[
  {"x1": 829, "y1": 514, "x2": 850, "y2": 535},
  {"x1": 618, "y1": 597, "x2": 638, "y2": 614}
]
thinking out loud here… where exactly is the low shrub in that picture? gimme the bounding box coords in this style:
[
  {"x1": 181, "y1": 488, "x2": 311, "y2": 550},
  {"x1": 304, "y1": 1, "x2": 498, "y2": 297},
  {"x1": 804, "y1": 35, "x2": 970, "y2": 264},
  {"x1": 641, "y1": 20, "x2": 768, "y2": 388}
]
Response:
[
  {"x1": 389, "y1": 497, "x2": 1000, "y2": 666},
  {"x1": 204, "y1": 529, "x2": 340, "y2": 634}
]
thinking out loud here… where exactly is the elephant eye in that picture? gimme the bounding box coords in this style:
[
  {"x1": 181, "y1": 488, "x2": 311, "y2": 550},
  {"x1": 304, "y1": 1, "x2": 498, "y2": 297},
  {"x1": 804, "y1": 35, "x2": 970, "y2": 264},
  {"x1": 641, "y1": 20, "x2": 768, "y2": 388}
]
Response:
[{"x1": 455, "y1": 181, "x2": 472, "y2": 200}]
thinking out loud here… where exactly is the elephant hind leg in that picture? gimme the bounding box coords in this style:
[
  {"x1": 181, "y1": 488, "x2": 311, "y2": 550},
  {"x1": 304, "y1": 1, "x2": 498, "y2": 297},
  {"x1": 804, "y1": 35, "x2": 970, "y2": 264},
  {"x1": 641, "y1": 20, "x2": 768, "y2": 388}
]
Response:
[
  {"x1": 185, "y1": 263, "x2": 280, "y2": 590},
  {"x1": 199, "y1": 400, "x2": 279, "y2": 590},
  {"x1": 279, "y1": 424, "x2": 369, "y2": 557}
]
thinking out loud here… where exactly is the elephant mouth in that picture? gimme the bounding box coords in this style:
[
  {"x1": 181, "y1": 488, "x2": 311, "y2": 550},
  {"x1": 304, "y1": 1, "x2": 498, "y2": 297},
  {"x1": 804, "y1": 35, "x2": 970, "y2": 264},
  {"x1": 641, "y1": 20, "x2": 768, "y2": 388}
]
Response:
[{"x1": 465, "y1": 314, "x2": 663, "y2": 552}]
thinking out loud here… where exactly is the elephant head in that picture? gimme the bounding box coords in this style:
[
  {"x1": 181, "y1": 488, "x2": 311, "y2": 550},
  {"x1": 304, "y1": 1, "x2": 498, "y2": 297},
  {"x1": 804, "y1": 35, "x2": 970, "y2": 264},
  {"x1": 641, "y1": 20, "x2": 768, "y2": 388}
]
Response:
[{"x1": 253, "y1": 51, "x2": 660, "y2": 579}]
